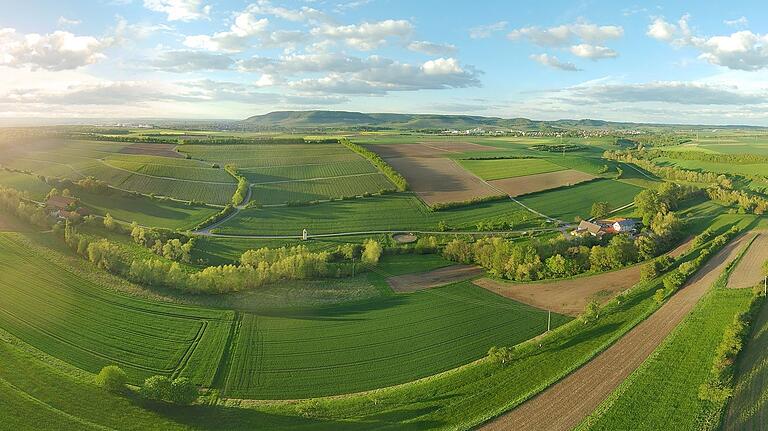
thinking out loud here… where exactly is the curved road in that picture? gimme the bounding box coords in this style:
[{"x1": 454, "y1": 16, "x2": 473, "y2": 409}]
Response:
[{"x1": 479, "y1": 232, "x2": 752, "y2": 431}]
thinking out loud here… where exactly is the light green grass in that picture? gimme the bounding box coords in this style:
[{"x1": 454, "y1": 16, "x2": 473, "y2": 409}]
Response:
[
  {"x1": 654, "y1": 156, "x2": 768, "y2": 178},
  {"x1": 0, "y1": 171, "x2": 52, "y2": 200},
  {"x1": 458, "y1": 158, "x2": 565, "y2": 180},
  {"x1": 251, "y1": 173, "x2": 395, "y2": 205}
]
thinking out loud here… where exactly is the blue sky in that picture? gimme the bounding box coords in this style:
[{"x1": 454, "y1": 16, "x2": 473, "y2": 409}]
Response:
[{"x1": 1, "y1": 0, "x2": 768, "y2": 124}]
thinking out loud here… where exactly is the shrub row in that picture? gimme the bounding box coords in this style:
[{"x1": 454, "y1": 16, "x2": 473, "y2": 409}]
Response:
[
  {"x1": 225, "y1": 165, "x2": 249, "y2": 206},
  {"x1": 339, "y1": 138, "x2": 408, "y2": 191}
]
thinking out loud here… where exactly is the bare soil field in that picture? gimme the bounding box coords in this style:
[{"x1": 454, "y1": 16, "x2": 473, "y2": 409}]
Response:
[
  {"x1": 489, "y1": 169, "x2": 597, "y2": 197},
  {"x1": 388, "y1": 265, "x2": 485, "y2": 293},
  {"x1": 118, "y1": 144, "x2": 184, "y2": 158},
  {"x1": 480, "y1": 233, "x2": 750, "y2": 431},
  {"x1": 474, "y1": 237, "x2": 694, "y2": 316},
  {"x1": 419, "y1": 141, "x2": 498, "y2": 153},
  {"x1": 728, "y1": 232, "x2": 768, "y2": 289},
  {"x1": 386, "y1": 157, "x2": 500, "y2": 205}
]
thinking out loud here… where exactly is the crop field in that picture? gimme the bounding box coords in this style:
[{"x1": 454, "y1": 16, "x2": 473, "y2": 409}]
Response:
[
  {"x1": 216, "y1": 193, "x2": 542, "y2": 235},
  {"x1": 723, "y1": 295, "x2": 768, "y2": 430},
  {"x1": 727, "y1": 232, "x2": 768, "y2": 288},
  {"x1": 241, "y1": 160, "x2": 378, "y2": 183},
  {"x1": 458, "y1": 158, "x2": 566, "y2": 180},
  {"x1": 489, "y1": 169, "x2": 597, "y2": 198},
  {"x1": 104, "y1": 158, "x2": 235, "y2": 183},
  {"x1": 251, "y1": 173, "x2": 394, "y2": 205},
  {"x1": 516, "y1": 179, "x2": 643, "y2": 221},
  {"x1": 0, "y1": 234, "x2": 233, "y2": 386},
  {"x1": 222, "y1": 281, "x2": 570, "y2": 399},
  {"x1": 77, "y1": 190, "x2": 221, "y2": 230},
  {"x1": 178, "y1": 143, "x2": 360, "y2": 168},
  {"x1": 654, "y1": 156, "x2": 768, "y2": 178},
  {"x1": 580, "y1": 288, "x2": 754, "y2": 431}
]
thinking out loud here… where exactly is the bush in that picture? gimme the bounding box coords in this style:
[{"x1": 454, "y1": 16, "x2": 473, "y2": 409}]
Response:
[
  {"x1": 141, "y1": 375, "x2": 198, "y2": 405},
  {"x1": 95, "y1": 365, "x2": 127, "y2": 392},
  {"x1": 169, "y1": 377, "x2": 198, "y2": 405}
]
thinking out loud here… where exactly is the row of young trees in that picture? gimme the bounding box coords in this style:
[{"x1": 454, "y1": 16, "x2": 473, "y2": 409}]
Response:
[
  {"x1": 225, "y1": 165, "x2": 249, "y2": 206},
  {"x1": 339, "y1": 138, "x2": 408, "y2": 191},
  {"x1": 604, "y1": 149, "x2": 733, "y2": 187},
  {"x1": 707, "y1": 187, "x2": 768, "y2": 215}
]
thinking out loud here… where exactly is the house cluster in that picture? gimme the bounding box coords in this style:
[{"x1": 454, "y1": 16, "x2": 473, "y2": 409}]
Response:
[
  {"x1": 573, "y1": 218, "x2": 639, "y2": 238},
  {"x1": 46, "y1": 196, "x2": 90, "y2": 220}
]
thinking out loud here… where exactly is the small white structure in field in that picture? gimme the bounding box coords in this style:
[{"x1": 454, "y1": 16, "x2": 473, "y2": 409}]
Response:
[{"x1": 302, "y1": 229, "x2": 308, "y2": 241}]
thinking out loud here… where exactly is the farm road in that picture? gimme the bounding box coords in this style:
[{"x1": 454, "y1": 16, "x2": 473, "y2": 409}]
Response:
[{"x1": 478, "y1": 232, "x2": 751, "y2": 431}]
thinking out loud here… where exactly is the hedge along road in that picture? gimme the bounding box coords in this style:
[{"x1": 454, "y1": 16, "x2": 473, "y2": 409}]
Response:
[{"x1": 479, "y1": 232, "x2": 752, "y2": 431}]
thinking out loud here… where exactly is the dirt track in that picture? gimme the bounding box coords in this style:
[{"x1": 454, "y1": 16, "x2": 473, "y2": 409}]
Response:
[
  {"x1": 489, "y1": 170, "x2": 596, "y2": 197},
  {"x1": 474, "y1": 237, "x2": 694, "y2": 316},
  {"x1": 728, "y1": 232, "x2": 768, "y2": 289},
  {"x1": 387, "y1": 265, "x2": 485, "y2": 293},
  {"x1": 479, "y1": 233, "x2": 750, "y2": 431}
]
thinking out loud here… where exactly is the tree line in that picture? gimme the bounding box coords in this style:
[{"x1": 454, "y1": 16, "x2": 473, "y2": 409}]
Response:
[
  {"x1": 225, "y1": 165, "x2": 249, "y2": 206},
  {"x1": 339, "y1": 138, "x2": 408, "y2": 191}
]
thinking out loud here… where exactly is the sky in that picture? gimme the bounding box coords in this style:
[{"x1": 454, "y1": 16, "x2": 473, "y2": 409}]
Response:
[{"x1": 1, "y1": 0, "x2": 768, "y2": 124}]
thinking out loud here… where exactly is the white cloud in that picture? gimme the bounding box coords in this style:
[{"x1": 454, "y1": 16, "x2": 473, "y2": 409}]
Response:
[
  {"x1": 288, "y1": 56, "x2": 480, "y2": 94},
  {"x1": 469, "y1": 21, "x2": 507, "y2": 39},
  {"x1": 724, "y1": 16, "x2": 749, "y2": 28},
  {"x1": 247, "y1": 1, "x2": 331, "y2": 24},
  {"x1": 422, "y1": 57, "x2": 464, "y2": 75},
  {"x1": 570, "y1": 44, "x2": 618, "y2": 60},
  {"x1": 509, "y1": 21, "x2": 623, "y2": 47},
  {"x1": 530, "y1": 53, "x2": 581, "y2": 71},
  {"x1": 562, "y1": 81, "x2": 766, "y2": 105},
  {"x1": 151, "y1": 50, "x2": 234, "y2": 72},
  {"x1": 0, "y1": 28, "x2": 108, "y2": 71},
  {"x1": 57, "y1": 17, "x2": 82, "y2": 27},
  {"x1": 143, "y1": 0, "x2": 210, "y2": 22},
  {"x1": 407, "y1": 41, "x2": 457, "y2": 56},
  {"x1": 254, "y1": 74, "x2": 276, "y2": 87},
  {"x1": 311, "y1": 19, "x2": 414, "y2": 50},
  {"x1": 646, "y1": 17, "x2": 677, "y2": 41},
  {"x1": 648, "y1": 15, "x2": 768, "y2": 71}
]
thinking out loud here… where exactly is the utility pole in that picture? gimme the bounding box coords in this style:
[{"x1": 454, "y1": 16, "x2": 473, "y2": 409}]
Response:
[
  {"x1": 764, "y1": 275, "x2": 766, "y2": 296},
  {"x1": 547, "y1": 310, "x2": 551, "y2": 333}
]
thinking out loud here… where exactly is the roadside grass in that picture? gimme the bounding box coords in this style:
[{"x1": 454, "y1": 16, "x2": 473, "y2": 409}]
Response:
[{"x1": 577, "y1": 287, "x2": 754, "y2": 431}]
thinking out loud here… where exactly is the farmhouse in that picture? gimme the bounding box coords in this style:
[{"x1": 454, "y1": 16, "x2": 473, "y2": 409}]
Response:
[
  {"x1": 45, "y1": 196, "x2": 89, "y2": 220},
  {"x1": 573, "y1": 218, "x2": 639, "y2": 237}
]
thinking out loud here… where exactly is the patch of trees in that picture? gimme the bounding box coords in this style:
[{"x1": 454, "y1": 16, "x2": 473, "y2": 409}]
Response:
[
  {"x1": 225, "y1": 165, "x2": 249, "y2": 206},
  {"x1": 0, "y1": 186, "x2": 52, "y2": 228},
  {"x1": 707, "y1": 186, "x2": 768, "y2": 215},
  {"x1": 530, "y1": 144, "x2": 585, "y2": 153},
  {"x1": 443, "y1": 215, "x2": 682, "y2": 281},
  {"x1": 128, "y1": 223, "x2": 196, "y2": 263},
  {"x1": 95, "y1": 365, "x2": 128, "y2": 392},
  {"x1": 652, "y1": 149, "x2": 768, "y2": 166},
  {"x1": 430, "y1": 194, "x2": 509, "y2": 211},
  {"x1": 633, "y1": 182, "x2": 704, "y2": 225},
  {"x1": 604, "y1": 149, "x2": 733, "y2": 186},
  {"x1": 140, "y1": 376, "x2": 198, "y2": 405},
  {"x1": 339, "y1": 138, "x2": 408, "y2": 191}
]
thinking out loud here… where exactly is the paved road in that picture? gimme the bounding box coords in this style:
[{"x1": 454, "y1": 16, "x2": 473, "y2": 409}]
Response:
[{"x1": 479, "y1": 233, "x2": 751, "y2": 431}]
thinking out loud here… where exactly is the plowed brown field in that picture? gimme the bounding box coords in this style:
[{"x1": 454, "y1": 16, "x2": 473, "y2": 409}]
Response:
[
  {"x1": 388, "y1": 265, "x2": 485, "y2": 293},
  {"x1": 728, "y1": 232, "x2": 768, "y2": 289},
  {"x1": 489, "y1": 169, "x2": 596, "y2": 197}
]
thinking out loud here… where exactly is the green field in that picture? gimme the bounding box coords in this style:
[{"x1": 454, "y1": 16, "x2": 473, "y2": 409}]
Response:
[
  {"x1": 179, "y1": 143, "x2": 360, "y2": 168},
  {"x1": 0, "y1": 233, "x2": 233, "y2": 386},
  {"x1": 251, "y1": 173, "x2": 395, "y2": 205},
  {"x1": 579, "y1": 287, "x2": 754, "y2": 431},
  {"x1": 654, "y1": 156, "x2": 768, "y2": 178},
  {"x1": 222, "y1": 281, "x2": 568, "y2": 399},
  {"x1": 104, "y1": 158, "x2": 235, "y2": 183},
  {"x1": 242, "y1": 160, "x2": 378, "y2": 183},
  {"x1": 723, "y1": 297, "x2": 768, "y2": 430},
  {"x1": 458, "y1": 158, "x2": 565, "y2": 180},
  {"x1": 217, "y1": 194, "x2": 542, "y2": 235},
  {"x1": 0, "y1": 170, "x2": 52, "y2": 200},
  {"x1": 516, "y1": 179, "x2": 643, "y2": 221}
]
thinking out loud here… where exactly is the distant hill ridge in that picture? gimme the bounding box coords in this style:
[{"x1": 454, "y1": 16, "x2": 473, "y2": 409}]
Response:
[{"x1": 240, "y1": 110, "x2": 637, "y2": 131}]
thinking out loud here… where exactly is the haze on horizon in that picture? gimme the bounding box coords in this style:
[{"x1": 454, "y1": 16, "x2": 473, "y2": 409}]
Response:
[{"x1": 1, "y1": 0, "x2": 768, "y2": 125}]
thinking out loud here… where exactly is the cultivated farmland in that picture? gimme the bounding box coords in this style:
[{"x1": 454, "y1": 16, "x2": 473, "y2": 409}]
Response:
[
  {"x1": 0, "y1": 234, "x2": 233, "y2": 385},
  {"x1": 458, "y1": 158, "x2": 566, "y2": 181},
  {"x1": 221, "y1": 281, "x2": 569, "y2": 399},
  {"x1": 516, "y1": 179, "x2": 643, "y2": 221},
  {"x1": 727, "y1": 232, "x2": 768, "y2": 288},
  {"x1": 489, "y1": 169, "x2": 596, "y2": 197}
]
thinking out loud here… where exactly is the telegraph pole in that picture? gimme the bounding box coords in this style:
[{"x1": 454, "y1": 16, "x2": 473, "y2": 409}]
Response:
[{"x1": 547, "y1": 310, "x2": 551, "y2": 333}]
